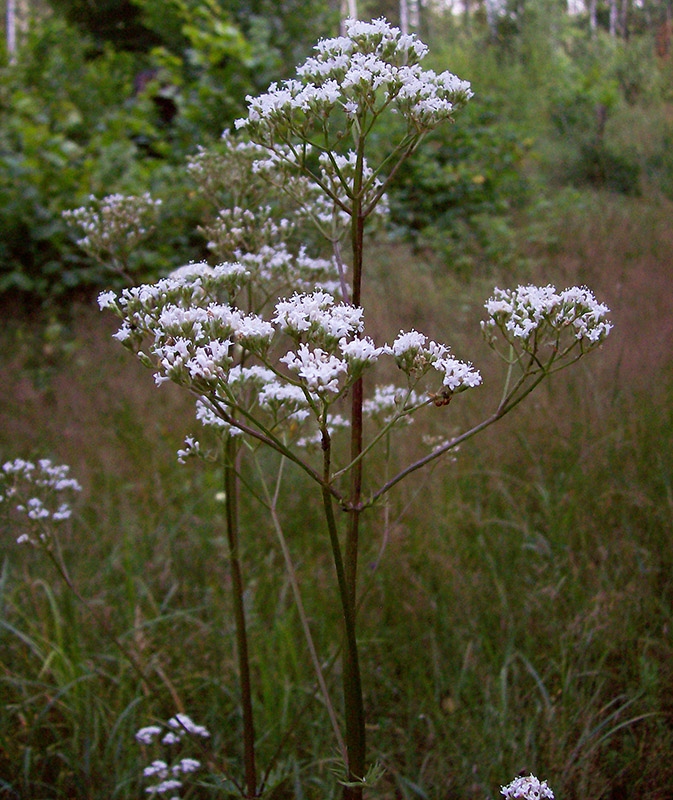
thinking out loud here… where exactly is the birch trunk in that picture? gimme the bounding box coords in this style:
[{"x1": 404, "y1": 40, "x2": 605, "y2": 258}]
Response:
[{"x1": 7, "y1": 0, "x2": 16, "y2": 64}]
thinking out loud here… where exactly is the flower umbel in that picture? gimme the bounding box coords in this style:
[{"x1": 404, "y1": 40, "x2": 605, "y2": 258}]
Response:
[
  {"x1": 1, "y1": 458, "x2": 82, "y2": 547},
  {"x1": 136, "y1": 715, "x2": 210, "y2": 798}
]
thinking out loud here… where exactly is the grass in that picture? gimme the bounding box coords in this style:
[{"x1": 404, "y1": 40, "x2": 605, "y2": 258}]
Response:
[{"x1": 1, "y1": 188, "x2": 672, "y2": 799}]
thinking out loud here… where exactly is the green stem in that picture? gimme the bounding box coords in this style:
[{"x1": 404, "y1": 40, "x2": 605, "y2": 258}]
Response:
[
  {"x1": 321, "y1": 435, "x2": 365, "y2": 795},
  {"x1": 224, "y1": 436, "x2": 257, "y2": 799},
  {"x1": 342, "y1": 132, "x2": 367, "y2": 800},
  {"x1": 367, "y1": 369, "x2": 550, "y2": 506}
]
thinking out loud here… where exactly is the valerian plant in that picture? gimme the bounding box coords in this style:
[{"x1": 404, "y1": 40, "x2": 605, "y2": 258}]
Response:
[{"x1": 77, "y1": 17, "x2": 611, "y2": 800}]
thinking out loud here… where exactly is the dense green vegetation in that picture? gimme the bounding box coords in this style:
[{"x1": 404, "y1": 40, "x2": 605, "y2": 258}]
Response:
[{"x1": 1, "y1": 1, "x2": 672, "y2": 798}]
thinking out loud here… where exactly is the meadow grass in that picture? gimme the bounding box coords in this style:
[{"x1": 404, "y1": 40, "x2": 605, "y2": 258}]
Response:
[{"x1": 1, "y1": 189, "x2": 672, "y2": 799}]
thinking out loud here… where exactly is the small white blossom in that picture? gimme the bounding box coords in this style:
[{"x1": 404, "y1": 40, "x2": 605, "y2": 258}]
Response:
[
  {"x1": 168, "y1": 262, "x2": 214, "y2": 280},
  {"x1": 501, "y1": 774, "x2": 554, "y2": 800},
  {"x1": 98, "y1": 290, "x2": 117, "y2": 310},
  {"x1": 2, "y1": 458, "x2": 81, "y2": 546},
  {"x1": 167, "y1": 713, "x2": 210, "y2": 738},
  {"x1": 338, "y1": 336, "x2": 385, "y2": 365},
  {"x1": 172, "y1": 758, "x2": 201, "y2": 774},
  {"x1": 433, "y1": 355, "x2": 482, "y2": 391},
  {"x1": 280, "y1": 345, "x2": 348, "y2": 395},
  {"x1": 137, "y1": 714, "x2": 208, "y2": 798},
  {"x1": 143, "y1": 760, "x2": 169, "y2": 778},
  {"x1": 363, "y1": 384, "x2": 421, "y2": 423},
  {"x1": 177, "y1": 437, "x2": 201, "y2": 464},
  {"x1": 145, "y1": 779, "x2": 182, "y2": 795},
  {"x1": 135, "y1": 726, "x2": 162, "y2": 745}
]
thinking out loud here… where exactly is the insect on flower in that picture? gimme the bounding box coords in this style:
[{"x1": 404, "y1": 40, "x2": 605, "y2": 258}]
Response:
[{"x1": 429, "y1": 388, "x2": 452, "y2": 407}]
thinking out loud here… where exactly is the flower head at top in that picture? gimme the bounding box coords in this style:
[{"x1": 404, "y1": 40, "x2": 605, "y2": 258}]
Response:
[{"x1": 235, "y1": 17, "x2": 472, "y2": 143}]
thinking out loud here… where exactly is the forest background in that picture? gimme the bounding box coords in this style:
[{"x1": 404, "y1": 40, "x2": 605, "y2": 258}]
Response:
[{"x1": 0, "y1": 0, "x2": 672, "y2": 798}]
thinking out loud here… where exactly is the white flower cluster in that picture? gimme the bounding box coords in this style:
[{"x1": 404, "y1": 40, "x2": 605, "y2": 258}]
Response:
[
  {"x1": 236, "y1": 17, "x2": 471, "y2": 143},
  {"x1": 63, "y1": 193, "x2": 162, "y2": 259},
  {"x1": 102, "y1": 274, "x2": 483, "y2": 453},
  {"x1": 203, "y1": 205, "x2": 295, "y2": 261},
  {"x1": 274, "y1": 290, "x2": 364, "y2": 345},
  {"x1": 482, "y1": 284, "x2": 612, "y2": 352},
  {"x1": 187, "y1": 133, "x2": 270, "y2": 206},
  {"x1": 235, "y1": 243, "x2": 337, "y2": 293},
  {"x1": 186, "y1": 132, "x2": 346, "y2": 301},
  {"x1": 1, "y1": 458, "x2": 82, "y2": 546},
  {"x1": 136, "y1": 714, "x2": 210, "y2": 798},
  {"x1": 501, "y1": 773, "x2": 554, "y2": 800},
  {"x1": 363, "y1": 384, "x2": 422, "y2": 424},
  {"x1": 391, "y1": 330, "x2": 482, "y2": 392}
]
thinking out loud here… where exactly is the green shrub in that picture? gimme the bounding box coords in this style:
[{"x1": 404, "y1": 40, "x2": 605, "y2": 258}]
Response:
[
  {"x1": 0, "y1": 14, "x2": 250, "y2": 303},
  {"x1": 387, "y1": 96, "x2": 529, "y2": 275}
]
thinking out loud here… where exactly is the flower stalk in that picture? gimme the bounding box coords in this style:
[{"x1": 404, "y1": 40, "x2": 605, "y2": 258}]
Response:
[{"x1": 223, "y1": 435, "x2": 257, "y2": 798}]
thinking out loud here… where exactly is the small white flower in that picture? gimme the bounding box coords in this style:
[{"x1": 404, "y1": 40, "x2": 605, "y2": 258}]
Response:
[
  {"x1": 280, "y1": 345, "x2": 348, "y2": 395},
  {"x1": 167, "y1": 713, "x2": 210, "y2": 738},
  {"x1": 145, "y1": 779, "x2": 182, "y2": 794},
  {"x1": 98, "y1": 290, "x2": 117, "y2": 310},
  {"x1": 501, "y1": 773, "x2": 554, "y2": 800},
  {"x1": 135, "y1": 726, "x2": 162, "y2": 745},
  {"x1": 172, "y1": 758, "x2": 201, "y2": 774},
  {"x1": 143, "y1": 760, "x2": 169, "y2": 778}
]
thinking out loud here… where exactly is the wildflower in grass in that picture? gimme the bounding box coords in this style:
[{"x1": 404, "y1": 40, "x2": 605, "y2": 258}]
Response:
[
  {"x1": 136, "y1": 715, "x2": 209, "y2": 798},
  {"x1": 167, "y1": 712, "x2": 211, "y2": 738},
  {"x1": 136, "y1": 726, "x2": 163, "y2": 745},
  {"x1": 501, "y1": 773, "x2": 554, "y2": 800},
  {"x1": 1, "y1": 458, "x2": 81, "y2": 547}
]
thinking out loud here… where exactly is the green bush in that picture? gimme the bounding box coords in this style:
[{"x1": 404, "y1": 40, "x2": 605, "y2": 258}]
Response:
[
  {"x1": 0, "y1": 13, "x2": 252, "y2": 303},
  {"x1": 387, "y1": 96, "x2": 529, "y2": 275}
]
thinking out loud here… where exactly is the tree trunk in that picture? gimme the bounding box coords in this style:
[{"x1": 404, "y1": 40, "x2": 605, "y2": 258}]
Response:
[
  {"x1": 400, "y1": 0, "x2": 409, "y2": 34},
  {"x1": 409, "y1": 0, "x2": 419, "y2": 29},
  {"x1": 619, "y1": 0, "x2": 629, "y2": 38},
  {"x1": 340, "y1": 0, "x2": 357, "y2": 34},
  {"x1": 609, "y1": 0, "x2": 618, "y2": 36},
  {"x1": 7, "y1": 0, "x2": 16, "y2": 64},
  {"x1": 589, "y1": 0, "x2": 597, "y2": 36}
]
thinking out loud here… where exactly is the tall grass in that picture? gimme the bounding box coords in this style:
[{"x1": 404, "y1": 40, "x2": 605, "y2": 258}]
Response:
[{"x1": 1, "y1": 189, "x2": 672, "y2": 798}]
